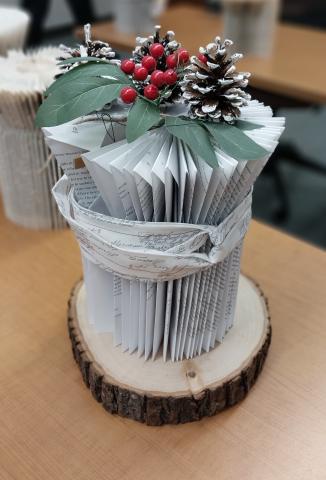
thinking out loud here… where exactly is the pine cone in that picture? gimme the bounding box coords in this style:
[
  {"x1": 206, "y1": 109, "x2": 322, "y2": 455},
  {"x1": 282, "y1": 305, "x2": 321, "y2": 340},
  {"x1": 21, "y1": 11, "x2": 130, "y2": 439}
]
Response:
[
  {"x1": 181, "y1": 38, "x2": 251, "y2": 121},
  {"x1": 56, "y1": 24, "x2": 118, "y2": 77}
]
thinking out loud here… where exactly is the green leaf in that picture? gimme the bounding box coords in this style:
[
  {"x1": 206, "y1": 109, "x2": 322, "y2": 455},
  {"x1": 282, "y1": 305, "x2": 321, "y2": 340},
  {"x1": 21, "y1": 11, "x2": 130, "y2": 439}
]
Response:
[
  {"x1": 165, "y1": 116, "x2": 218, "y2": 168},
  {"x1": 36, "y1": 82, "x2": 125, "y2": 127},
  {"x1": 126, "y1": 98, "x2": 161, "y2": 142},
  {"x1": 58, "y1": 56, "x2": 111, "y2": 65},
  {"x1": 46, "y1": 62, "x2": 130, "y2": 96},
  {"x1": 204, "y1": 122, "x2": 268, "y2": 161},
  {"x1": 236, "y1": 120, "x2": 264, "y2": 131},
  {"x1": 46, "y1": 76, "x2": 121, "y2": 104}
]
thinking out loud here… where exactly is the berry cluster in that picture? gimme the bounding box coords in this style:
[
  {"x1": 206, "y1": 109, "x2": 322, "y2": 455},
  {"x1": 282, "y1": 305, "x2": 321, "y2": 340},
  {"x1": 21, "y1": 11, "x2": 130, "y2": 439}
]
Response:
[{"x1": 119, "y1": 26, "x2": 189, "y2": 105}]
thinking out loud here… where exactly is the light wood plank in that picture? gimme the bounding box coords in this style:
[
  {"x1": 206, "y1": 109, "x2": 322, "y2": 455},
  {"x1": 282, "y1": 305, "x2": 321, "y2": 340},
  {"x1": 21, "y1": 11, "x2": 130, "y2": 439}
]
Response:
[{"x1": 0, "y1": 201, "x2": 326, "y2": 478}]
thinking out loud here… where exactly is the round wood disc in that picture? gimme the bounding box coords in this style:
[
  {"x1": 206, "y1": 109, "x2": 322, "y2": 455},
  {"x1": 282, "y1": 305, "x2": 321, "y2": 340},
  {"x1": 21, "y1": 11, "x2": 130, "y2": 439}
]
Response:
[{"x1": 68, "y1": 274, "x2": 271, "y2": 426}]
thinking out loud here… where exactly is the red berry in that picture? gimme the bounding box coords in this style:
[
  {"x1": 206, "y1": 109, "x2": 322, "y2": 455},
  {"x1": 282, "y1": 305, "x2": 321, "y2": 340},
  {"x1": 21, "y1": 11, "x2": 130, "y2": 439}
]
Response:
[
  {"x1": 149, "y1": 43, "x2": 165, "y2": 59},
  {"x1": 120, "y1": 86, "x2": 137, "y2": 104},
  {"x1": 163, "y1": 69, "x2": 178, "y2": 85},
  {"x1": 166, "y1": 53, "x2": 177, "y2": 69},
  {"x1": 150, "y1": 70, "x2": 165, "y2": 87},
  {"x1": 133, "y1": 65, "x2": 148, "y2": 81},
  {"x1": 198, "y1": 53, "x2": 208, "y2": 64},
  {"x1": 177, "y1": 48, "x2": 189, "y2": 63},
  {"x1": 144, "y1": 84, "x2": 159, "y2": 100},
  {"x1": 141, "y1": 55, "x2": 156, "y2": 72},
  {"x1": 120, "y1": 59, "x2": 135, "y2": 74}
]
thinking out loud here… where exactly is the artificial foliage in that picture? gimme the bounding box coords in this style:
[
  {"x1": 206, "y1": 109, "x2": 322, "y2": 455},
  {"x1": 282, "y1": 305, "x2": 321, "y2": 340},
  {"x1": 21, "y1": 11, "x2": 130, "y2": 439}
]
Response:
[{"x1": 36, "y1": 25, "x2": 268, "y2": 166}]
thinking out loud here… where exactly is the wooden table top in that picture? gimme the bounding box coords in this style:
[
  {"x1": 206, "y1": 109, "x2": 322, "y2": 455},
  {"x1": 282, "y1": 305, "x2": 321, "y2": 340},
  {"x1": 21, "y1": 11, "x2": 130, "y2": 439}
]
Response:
[
  {"x1": 77, "y1": 4, "x2": 326, "y2": 104},
  {"x1": 1, "y1": 203, "x2": 326, "y2": 479}
]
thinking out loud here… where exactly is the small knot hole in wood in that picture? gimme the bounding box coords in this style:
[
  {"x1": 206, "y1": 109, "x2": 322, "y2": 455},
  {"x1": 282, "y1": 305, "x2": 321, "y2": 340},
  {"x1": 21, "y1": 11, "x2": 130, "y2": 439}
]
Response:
[{"x1": 187, "y1": 370, "x2": 196, "y2": 378}]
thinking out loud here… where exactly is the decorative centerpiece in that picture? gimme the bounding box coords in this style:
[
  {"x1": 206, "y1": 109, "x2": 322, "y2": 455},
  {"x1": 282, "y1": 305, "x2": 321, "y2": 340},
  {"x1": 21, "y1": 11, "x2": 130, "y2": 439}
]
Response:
[
  {"x1": 37, "y1": 25, "x2": 284, "y2": 425},
  {"x1": 0, "y1": 47, "x2": 65, "y2": 229}
]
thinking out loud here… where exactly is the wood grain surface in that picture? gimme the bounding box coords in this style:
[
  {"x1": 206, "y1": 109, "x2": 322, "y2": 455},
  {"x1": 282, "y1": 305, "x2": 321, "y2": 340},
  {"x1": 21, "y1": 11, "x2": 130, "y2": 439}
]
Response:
[
  {"x1": 68, "y1": 277, "x2": 271, "y2": 425},
  {"x1": 77, "y1": 4, "x2": 326, "y2": 104},
  {"x1": 0, "y1": 202, "x2": 326, "y2": 479}
]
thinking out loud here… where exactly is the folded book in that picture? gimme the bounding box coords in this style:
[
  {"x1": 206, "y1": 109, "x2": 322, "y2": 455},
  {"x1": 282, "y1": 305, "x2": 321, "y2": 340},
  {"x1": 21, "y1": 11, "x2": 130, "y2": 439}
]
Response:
[
  {"x1": 40, "y1": 27, "x2": 284, "y2": 361},
  {"x1": 0, "y1": 47, "x2": 65, "y2": 229}
]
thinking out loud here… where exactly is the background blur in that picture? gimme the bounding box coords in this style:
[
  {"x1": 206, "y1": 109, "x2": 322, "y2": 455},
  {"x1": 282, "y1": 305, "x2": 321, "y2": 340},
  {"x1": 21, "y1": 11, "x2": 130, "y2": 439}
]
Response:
[{"x1": 1, "y1": 0, "x2": 326, "y2": 247}]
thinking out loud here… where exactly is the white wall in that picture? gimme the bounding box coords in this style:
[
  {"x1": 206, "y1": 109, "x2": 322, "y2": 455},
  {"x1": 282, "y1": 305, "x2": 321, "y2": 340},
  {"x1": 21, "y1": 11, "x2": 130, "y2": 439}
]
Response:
[{"x1": 0, "y1": 0, "x2": 115, "y2": 29}]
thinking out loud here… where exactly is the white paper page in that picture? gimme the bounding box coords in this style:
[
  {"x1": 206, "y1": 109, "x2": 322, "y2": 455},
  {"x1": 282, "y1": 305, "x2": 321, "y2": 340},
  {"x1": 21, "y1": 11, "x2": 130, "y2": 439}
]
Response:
[
  {"x1": 176, "y1": 139, "x2": 188, "y2": 222},
  {"x1": 114, "y1": 131, "x2": 168, "y2": 357},
  {"x1": 195, "y1": 265, "x2": 217, "y2": 353},
  {"x1": 133, "y1": 130, "x2": 168, "y2": 222},
  {"x1": 110, "y1": 162, "x2": 137, "y2": 220},
  {"x1": 168, "y1": 140, "x2": 189, "y2": 360},
  {"x1": 183, "y1": 145, "x2": 197, "y2": 223},
  {"x1": 169, "y1": 278, "x2": 182, "y2": 361},
  {"x1": 145, "y1": 282, "x2": 157, "y2": 360},
  {"x1": 192, "y1": 268, "x2": 214, "y2": 356},
  {"x1": 197, "y1": 168, "x2": 221, "y2": 224},
  {"x1": 110, "y1": 136, "x2": 161, "y2": 356},
  {"x1": 152, "y1": 135, "x2": 173, "y2": 221},
  {"x1": 121, "y1": 140, "x2": 160, "y2": 355},
  {"x1": 209, "y1": 257, "x2": 232, "y2": 348},
  {"x1": 152, "y1": 282, "x2": 167, "y2": 359},
  {"x1": 164, "y1": 137, "x2": 178, "y2": 222},
  {"x1": 162, "y1": 138, "x2": 179, "y2": 360},
  {"x1": 82, "y1": 142, "x2": 126, "y2": 217},
  {"x1": 113, "y1": 275, "x2": 122, "y2": 346},
  {"x1": 205, "y1": 152, "x2": 237, "y2": 224},
  {"x1": 194, "y1": 153, "x2": 237, "y2": 353},
  {"x1": 163, "y1": 280, "x2": 173, "y2": 361},
  {"x1": 82, "y1": 257, "x2": 115, "y2": 332},
  {"x1": 111, "y1": 134, "x2": 157, "y2": 220},
  {"x1": 191, "y1": 154, "x2": 214, "y2": 223},
  {"x1": 83, "y1": 139, "x2": 133, "y2": 351},
  {"x1": 202, "y1": 261, "x2": 227, "y2": 351},
  {"x1": 45, "y1": 138, "x2": 99, "y2": 207},
  {"x1": 220, "y1": 243, "x2": 242, "y2": 336},
  {"x1": 120, "y1": 279, "x2": 131, "y2": 351},
  {"x1": 44, "y1": 120, "x2": 108, "y2": 151},
  {"x1": 188, "y1": 268, "x2": 212, "y2": 358},
  {"x1": 179, "y1": 275, "x2": 196, "y2": 359},
  {"x1": 175, "y1": 276, "x2": 190, "y2": 360},
  {"x1": 137, "y1": 282, "x2": 147, "y2": 357},
  {"x1": 212, "y1": 161, "x2": 246, "y2": 224},
  {"x1": 128, "y1": 280, "x2": 140, "y2": 353},
  {"x1": 184, "y1": 272, "x2": 202, "y2": 359}
]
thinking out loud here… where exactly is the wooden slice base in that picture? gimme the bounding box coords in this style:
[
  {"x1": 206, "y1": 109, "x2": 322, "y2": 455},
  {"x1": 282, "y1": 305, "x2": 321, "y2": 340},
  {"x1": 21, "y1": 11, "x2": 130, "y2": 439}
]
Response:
[{"x1": 68, "y1": 275, "x2": 271, "y2": 426}]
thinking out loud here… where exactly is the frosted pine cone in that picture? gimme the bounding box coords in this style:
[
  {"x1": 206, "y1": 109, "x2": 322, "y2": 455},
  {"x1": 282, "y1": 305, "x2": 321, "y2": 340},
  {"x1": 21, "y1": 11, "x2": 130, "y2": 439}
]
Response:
[
  {"x1": 181, "y1": 38, "x2": 251, "y2": 121},
  {"x1": 57, "y1": 24, "x2": 118, "y2": 76}
]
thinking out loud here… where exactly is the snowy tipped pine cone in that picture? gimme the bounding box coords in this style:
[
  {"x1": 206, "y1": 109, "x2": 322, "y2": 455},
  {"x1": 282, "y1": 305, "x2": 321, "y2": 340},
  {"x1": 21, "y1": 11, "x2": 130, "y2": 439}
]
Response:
[
  {"x1": 181, "y1": 37, "x2": 251, "y2": 121},
  {"x1": 57, "y1": 24, "x2": 118, "y2": 76}
]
